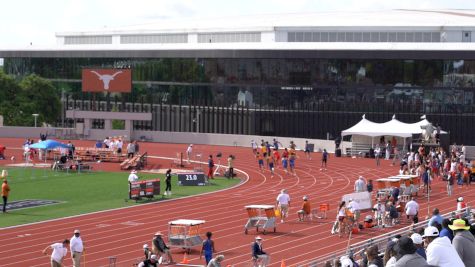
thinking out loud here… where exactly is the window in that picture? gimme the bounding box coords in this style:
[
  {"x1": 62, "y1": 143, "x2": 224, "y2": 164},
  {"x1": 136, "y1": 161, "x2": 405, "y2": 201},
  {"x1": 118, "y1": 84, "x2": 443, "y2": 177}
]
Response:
[{"x1": 64, "y1": 36, "x2": 112, "y2": 45}]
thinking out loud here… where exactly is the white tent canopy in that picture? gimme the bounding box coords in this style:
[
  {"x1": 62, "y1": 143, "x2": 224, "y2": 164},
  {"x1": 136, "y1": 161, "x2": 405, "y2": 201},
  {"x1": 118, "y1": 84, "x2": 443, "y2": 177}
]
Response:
[{"x1": 341, "y1": 114, "x2": 446, "y2": 138}]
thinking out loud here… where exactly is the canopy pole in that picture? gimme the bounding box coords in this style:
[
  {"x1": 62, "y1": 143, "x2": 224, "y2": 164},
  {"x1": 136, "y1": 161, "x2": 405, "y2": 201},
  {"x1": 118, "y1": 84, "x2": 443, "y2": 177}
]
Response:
[{"x1": 371, "y1": 137, "x2": 374, "y2": 148}]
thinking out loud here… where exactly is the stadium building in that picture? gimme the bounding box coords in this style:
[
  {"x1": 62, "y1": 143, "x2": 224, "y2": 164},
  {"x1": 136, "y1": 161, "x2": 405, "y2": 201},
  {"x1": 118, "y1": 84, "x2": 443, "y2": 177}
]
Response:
[{"x1": 2, "y1": 9, "x2": 475, "y2": 143}]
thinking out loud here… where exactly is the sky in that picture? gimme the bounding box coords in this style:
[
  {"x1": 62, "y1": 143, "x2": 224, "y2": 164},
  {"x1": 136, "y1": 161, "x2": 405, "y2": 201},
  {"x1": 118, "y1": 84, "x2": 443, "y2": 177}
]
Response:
[{"x1": 0, "y1": 0, "x2": 474, "y2": 47}]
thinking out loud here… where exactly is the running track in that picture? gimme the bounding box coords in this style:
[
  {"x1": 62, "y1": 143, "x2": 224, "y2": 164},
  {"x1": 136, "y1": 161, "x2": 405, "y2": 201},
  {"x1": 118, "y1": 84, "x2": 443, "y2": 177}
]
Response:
[{"x1": 0, "y1": 138, "x2": 473, "y2": 267}]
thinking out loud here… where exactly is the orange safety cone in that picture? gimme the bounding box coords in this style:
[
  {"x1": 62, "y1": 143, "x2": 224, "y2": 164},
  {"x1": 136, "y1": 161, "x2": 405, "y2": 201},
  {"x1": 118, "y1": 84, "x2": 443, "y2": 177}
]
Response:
[
  {"x1": 281, "y1": 259, "x2": 286, "y2": 267},
  {"x1": 181, "y1": 252, "x2": 190, "y2": 264}
]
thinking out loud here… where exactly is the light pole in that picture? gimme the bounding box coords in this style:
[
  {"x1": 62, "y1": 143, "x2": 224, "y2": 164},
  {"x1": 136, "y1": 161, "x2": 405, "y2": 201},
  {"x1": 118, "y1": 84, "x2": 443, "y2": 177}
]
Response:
[{"x1": 32, "y1": 114, "x2": 39, "y2": 128}]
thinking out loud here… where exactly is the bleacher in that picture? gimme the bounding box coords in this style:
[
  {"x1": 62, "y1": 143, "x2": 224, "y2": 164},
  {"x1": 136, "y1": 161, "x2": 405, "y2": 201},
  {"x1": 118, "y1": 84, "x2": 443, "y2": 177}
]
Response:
[
  {"x1": 305, "y1": 206, "x2": 473, "y2": 266},
  {"x1": 49, "y1": 147, "x2": 126, "y2": 163},
  {"x1": 120, "y1": 152, "x2": 148, "y2": 170},
  {"x1": 345, "y1": 143, "x2": 372, "y2": 157}
]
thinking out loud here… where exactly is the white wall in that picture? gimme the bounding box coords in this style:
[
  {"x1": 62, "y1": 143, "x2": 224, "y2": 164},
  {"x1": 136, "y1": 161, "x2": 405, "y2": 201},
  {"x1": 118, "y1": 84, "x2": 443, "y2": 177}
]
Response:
[{"x1": 0, "y1": 126, "x2": 350, "y2": 153}]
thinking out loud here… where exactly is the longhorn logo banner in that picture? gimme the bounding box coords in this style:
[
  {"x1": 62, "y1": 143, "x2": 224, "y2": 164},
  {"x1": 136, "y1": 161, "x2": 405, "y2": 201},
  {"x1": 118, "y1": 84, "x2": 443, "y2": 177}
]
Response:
[{"x1": 82, "y1": 69, "x2": 132, "y2": 92}]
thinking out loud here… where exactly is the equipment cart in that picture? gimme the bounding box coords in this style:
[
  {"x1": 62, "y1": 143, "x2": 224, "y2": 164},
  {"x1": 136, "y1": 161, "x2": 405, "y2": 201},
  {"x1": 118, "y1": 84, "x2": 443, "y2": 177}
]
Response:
[
  {"x1": 168, "y1": 219, "x2": 206, "y2": 253},
  {"x1": 244, "y1": 205, "x2": 277, "y2": 235}
]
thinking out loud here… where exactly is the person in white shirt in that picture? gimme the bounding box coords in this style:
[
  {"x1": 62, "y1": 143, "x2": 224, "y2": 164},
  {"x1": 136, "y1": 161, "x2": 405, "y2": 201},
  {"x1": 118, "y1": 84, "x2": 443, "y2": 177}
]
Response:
[
  {"x1": 43, "y1": 239, "x2": 70, "y2": 267},
  {"x1": 128, "y1": 170, "x2": 139, "y2": 199},
  {"x1": 276, "y1": 189, "x2": 290, "y2": 223},
  {"x1": 70, "y1": 229, "x2": 84, "y2": 267},
  {"x1": 186, "y1": 144, "x2": 193, "y2": 163},
  {"x1": 103, "y1": 137, "x2": 111, "y2": 149},
  {"x1": 354, "y1": 176, "x2": 366, "y2": 192},
  {"x1": 423, "y1": 226, "x2": 464, "y2": 267},
  {"x1": 116, "y1": 139, "x2": 123, "y2": 154},
  {"x1": 405, "y1": 197, "x2": 419, "y2": 223},
  {"x1": 347, "y1": 199, "x2": 361, "y2": 224},
  {"x1": 251, "y1": 140, "x2": 258, "y2": 154}
]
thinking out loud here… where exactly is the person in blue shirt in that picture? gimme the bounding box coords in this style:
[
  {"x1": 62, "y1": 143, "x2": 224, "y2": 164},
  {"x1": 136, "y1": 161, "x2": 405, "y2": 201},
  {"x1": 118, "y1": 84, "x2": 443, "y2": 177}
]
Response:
[
  {"x1": 95, "y1": 140, "x2": 103, "y2": 148},
  {"x1": 439, "y1": 218, "x2": 454, "y2": 241},
  {"x1": 410, "y1": 233, "x2": 427, "y2": 259},
  {"x1": 428, "y1": 208, "x2": 444, "y2": 227},
  {"x1": 200, "y1": 232, "x2": 216, "y2": 265}
]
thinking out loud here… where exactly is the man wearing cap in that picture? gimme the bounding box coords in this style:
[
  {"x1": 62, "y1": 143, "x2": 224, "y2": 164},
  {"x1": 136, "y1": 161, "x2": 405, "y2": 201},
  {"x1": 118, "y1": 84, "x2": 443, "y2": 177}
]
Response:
[
  {"x1": 450, "y1": 219, "x2": 475, "y2": 266},
  {"x1": 43, "y1": 239, "x2": 70, "y2": 267},
  {"x1": 354, "y1": 176, "x2": 366, "y2": 192},
  {"x1": 276, "y1": 189, "x2": 290, "y2": 223},
  {"x1": 252, "y1": 236, "x2": 270, "y2": 267},
  {"x1": 128, "y1": 170, "x2": 139, "y2": 199},
  {"x1": 152, "y1": 232, "x2": 174, "y2": 264},
  {"x1": 70, "y1": 230, "x2": 84, "y2": 267},
  {"x1": 2, "y1": 178, "x2": 10, "y2": 213},
  {"x1": 297, "y1": 196, "x2": 311, "y2": 221},
  {"x1": 423, "y1": 226, "x2": 464, "y2": 267},
  {"x1": 410, "y1": 233, "x2": 426, "y2": 259},
  {"x1": 404, "y1": 197, "x2": 419, "y2": 223},
  {"x1": 394, "y1": 236, "x2": 430, "y2": 267},
  {"x1": 138, "y1": 254, "x2": 159, "y2": 267}
]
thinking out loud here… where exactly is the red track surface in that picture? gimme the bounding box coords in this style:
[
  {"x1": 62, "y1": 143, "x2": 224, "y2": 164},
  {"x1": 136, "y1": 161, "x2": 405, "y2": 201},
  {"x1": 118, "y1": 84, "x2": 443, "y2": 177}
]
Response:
[{"x1": 0, "y1": 138, "x2": 474, "y2": 267}]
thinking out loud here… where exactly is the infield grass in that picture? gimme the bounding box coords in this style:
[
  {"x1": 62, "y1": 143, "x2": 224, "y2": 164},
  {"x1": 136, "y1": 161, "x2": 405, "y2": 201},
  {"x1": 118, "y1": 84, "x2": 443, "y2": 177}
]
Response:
[{"x1": 0, "y1": 167, "x2": 240, "y2": 228}]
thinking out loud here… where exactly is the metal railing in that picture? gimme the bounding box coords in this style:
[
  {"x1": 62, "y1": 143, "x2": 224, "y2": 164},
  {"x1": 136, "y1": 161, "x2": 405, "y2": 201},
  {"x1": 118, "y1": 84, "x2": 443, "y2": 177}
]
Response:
[{"x1": 301, "y1": 206, "x2": 472, "y2": 266}]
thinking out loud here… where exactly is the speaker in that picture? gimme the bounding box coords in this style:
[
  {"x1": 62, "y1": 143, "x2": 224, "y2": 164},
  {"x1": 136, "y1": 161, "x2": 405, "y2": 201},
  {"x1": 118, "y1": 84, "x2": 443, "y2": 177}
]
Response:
[{"x1": 335, "y1": 148, "x2": 342, "y2": 157}]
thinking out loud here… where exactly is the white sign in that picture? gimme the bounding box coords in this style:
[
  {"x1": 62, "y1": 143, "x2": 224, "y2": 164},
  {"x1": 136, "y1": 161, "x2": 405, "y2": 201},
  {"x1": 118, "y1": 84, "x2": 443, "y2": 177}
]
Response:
[{"x1": 342, "y1": 192, "x2": 372, "y2": 210}]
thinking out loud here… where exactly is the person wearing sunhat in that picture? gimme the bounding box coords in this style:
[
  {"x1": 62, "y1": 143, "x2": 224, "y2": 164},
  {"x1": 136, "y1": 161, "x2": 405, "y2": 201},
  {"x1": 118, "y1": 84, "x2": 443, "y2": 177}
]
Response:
[
  {"x1": 450, "y1": 218, "x2": 475, "y2": 266},
  {"x1": 393, "y1": 236, "x2": 429, "y2": 267},
  {"x1": 252, "y1": 236, "x2": 270, "y2": 267},
  {"x1": 297, "y1": 195, "x2": 311, "y2": 221},
  {"x1": 423, "y1": 226, "x2": 464, "y2": 267},
  {"x1": 152, "y1": 232, "x2": 174, "y2": 264},
  {"x1": 207, "y1": 254, "x2": 224, "y2": 267}
]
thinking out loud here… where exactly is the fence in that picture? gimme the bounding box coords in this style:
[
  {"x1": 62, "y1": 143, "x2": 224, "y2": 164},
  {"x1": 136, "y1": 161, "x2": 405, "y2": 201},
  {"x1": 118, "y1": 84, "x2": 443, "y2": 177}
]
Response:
[{"x1": 302, "y1": 206, "x2": 472, "y2": 266}]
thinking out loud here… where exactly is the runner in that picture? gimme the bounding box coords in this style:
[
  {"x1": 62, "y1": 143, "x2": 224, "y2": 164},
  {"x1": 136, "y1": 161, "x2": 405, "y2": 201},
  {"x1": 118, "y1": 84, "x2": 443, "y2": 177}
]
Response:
[
  {"x1": 304, "y1": 140, "x2": 312, "y2": 160},
  {"x1": 251, "y1": 140, "x2": 258, "y2": 154},
  {"x1": 266, "y1": 153, "x2": 275, "y2": 178},
  {"x1": 281, "y1": 148, "x2": 289, "y2": 174},
  {"x1": 289, "y1": 147, "x2": 297, "y2": 176},
  {"x1": 256, "y1": 152, "x2": 264, "y2": 172},
  {"x1": 272, "y1": 148, "x2": 280, "y2": 169}
]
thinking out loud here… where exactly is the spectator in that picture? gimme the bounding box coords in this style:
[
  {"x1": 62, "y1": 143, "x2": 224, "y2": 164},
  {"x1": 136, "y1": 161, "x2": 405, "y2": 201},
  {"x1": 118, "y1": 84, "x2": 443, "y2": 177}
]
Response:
[
  {"x1": 439, "y1": 218, "x2": 454, "y2": 241},
  {"x1": 394, "y1": 236, "x2": 429, "y2": 267},
  {"x1": 95, "y1": 140, "x2": 103, "y2": 148},
  {"x1": 297, "y1": 196, "x2": 311, "y2": 221},
  {"x1": 365, "y1": 245, "x2": 383, "y2": 267},
  {"x1": 450, "y1": 219, "x2": 475, "y2": 266},
  {"x1": 43, "y1": 239, "x2": 70, "y2": 267},
  {"x1": 373, "y1": 200, "x2": 385, "y2": 227},
  {"x1": 128, "y1": 170, "x2": 139, "y2": 199},
  {"x1": 410, "y1": 233, "x2": 426, "y2": 259},
  {"x1": 423, "y1": 226, "x2": 464, "y2": 267},
  {"x1": 152, "y1": 232, "x2": 174, "y2": 264},
  {"x1": 383, "y1": 240, "x2": 398, "y2": 267},
  {"x1": 200, "y1": 231, "x2": 216, "y2": 265},
  {"x1": 138, "y1": 254, "x2": 158, "y2": 267},
  {"x1": 428, "y1": 208, "x2": 443, "y2": 227},
  {"x1": 207, "y1": 155, "x2": 215, "y2": 180},
  {"x1": 207, "y1": 255, "x2": 224, "y2": 267},
  {"x1": 164, "y1": 169, "x2": 172, "y2": 196},
  {"x1": 339, "y1": 255, "x2": 354, "y2": 267},
  {"x1": 354, "y1": 176, "x2": 366, "y2": 192},
  {"x1": 252, "y1": 236, "x2": 270, "y2": 267},
  {"x1": 404, "y1": 197, "x2": 419, "y2": 223},
  {"x1": 134, "y1": 141, "x2": 140, "y2": 155}
]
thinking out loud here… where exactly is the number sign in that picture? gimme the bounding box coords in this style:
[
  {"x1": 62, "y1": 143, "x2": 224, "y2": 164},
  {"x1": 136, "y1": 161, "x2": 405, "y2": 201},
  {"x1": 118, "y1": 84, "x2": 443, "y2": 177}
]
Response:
[{"x1": 177, "y1": 172, "x2": 206, "y2": 186}]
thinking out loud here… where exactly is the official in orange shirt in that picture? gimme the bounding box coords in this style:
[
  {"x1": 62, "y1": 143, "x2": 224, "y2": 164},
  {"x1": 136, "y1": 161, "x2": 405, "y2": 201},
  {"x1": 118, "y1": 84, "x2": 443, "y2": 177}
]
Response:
[
  {"x1": 2, "y1": 178, "x2": 10, "y2": 213},
  {"x1": 297, "y1": 196, "x2": 311, "y2": 221}
]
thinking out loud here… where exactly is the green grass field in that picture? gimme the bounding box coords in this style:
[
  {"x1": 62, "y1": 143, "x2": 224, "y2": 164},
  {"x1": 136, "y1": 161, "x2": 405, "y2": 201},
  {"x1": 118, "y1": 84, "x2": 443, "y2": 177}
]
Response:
[{"x1": 0, "y1": 168, "x2": 240, "y2": 228}]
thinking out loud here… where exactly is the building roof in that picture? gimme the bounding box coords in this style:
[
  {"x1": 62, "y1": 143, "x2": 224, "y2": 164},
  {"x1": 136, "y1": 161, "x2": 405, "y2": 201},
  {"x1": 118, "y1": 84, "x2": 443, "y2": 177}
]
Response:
[{"x1": 56, "y1": 9, "x2": 475, "y2": 36}]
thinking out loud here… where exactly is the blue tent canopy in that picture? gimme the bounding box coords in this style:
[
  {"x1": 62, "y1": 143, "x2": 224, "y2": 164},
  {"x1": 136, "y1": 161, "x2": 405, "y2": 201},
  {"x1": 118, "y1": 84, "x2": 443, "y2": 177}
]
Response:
[{"x1": 29, "y1": 139, "x2": 70, "y2": 150}]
